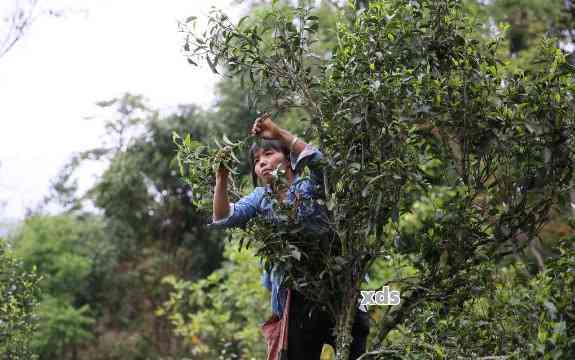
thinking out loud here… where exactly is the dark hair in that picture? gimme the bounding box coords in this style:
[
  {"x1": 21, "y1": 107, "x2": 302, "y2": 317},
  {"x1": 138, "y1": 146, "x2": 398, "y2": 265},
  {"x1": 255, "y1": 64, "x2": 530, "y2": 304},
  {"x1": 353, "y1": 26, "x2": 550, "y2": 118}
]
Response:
[{"x1": 248, "y1": 139, "x2": 291, "y2": 187}]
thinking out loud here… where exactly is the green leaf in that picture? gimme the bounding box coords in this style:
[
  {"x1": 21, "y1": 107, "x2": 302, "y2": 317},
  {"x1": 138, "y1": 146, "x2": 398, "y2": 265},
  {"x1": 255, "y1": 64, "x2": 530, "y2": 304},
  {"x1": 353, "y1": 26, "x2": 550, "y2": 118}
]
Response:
[
  {"x1": 206, "y1": 55, "x2": 218, "y2": 74},
  {"x1": 222, "y1": 133, "x2": 235, "y2": 146},
  {"x1": 172, "y1": 131, "x2": 181, "y2": 143},
  {"x1": 335, "y1": 257, "x2": 346, "y2": 266},
  {"x1": 349, "y1": 162, "x2": 361, "y2": 174},
  {"x1": 361, "y1": 174, "x2": 384, "y2": 197},
  {"x1": 543, "y1": 300, "x2": 557, "y2": 319},
  {"x1": 177, "y1": 153, "x2": 184, "y2": 176},
  {"x1": 230, "y1": 150, "x2": 240, "y2": 163},
  {"x1": 237, "y1": 15, "x2": 249, "y2": 28}
]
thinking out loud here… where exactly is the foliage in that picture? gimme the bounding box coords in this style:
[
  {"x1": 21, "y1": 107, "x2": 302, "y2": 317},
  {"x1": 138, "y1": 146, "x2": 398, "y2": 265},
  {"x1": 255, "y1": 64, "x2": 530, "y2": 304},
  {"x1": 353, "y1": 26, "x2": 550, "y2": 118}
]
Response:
[
  {"x1": 12, "y1": 215, "x2": 114, "y2": 302},
  {"x1": 182, "y1": 1, "x2": 324, "y2": 114},
  {"x1": 173, "y1": 130, "x2": 248, "y2": 211},
  {"x1": 32, "y1": 296, "x2": 95, "y2": 359},
  {"x1": 158, "y1": 235, "x2": 269, "y2": 359},
  {"x1": 37, "y1": 93, "x2": 234, "y2": 358},
  {"x1": 486, "y1": 0, "x2": 574, "y2": 55},
  {"x1": 83, "y1": 95, "x2": 224, "y2": 275},
  {"x1": 179, "y1": 0, "x2": 575, "y2": 358},
  {"x1": 9, "y1": 0, "x2": 572, "y2": 358},
  {"x1": 0, "y1": 237, "x2": 41, "y2": 359},
  {"x1": 9, "y1": 214, "x2": 114, "y2": 359},
  {"x1": 378, "y1": 237, "x2": 575, "y2": 359}
]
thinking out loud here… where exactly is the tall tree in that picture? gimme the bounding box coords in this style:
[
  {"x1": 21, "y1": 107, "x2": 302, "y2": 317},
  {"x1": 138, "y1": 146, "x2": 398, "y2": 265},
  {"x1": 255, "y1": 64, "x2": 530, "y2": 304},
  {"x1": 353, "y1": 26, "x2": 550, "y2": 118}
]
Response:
[
  {"x1": 177, "y1": 0, "x2": 575, "y2": 358},
  {"x1": 10, "y1": 213, "x2": 113, "y2": 359},
  {"x1": 41, "y1": 93, "x2": 232, "y2": 357}
]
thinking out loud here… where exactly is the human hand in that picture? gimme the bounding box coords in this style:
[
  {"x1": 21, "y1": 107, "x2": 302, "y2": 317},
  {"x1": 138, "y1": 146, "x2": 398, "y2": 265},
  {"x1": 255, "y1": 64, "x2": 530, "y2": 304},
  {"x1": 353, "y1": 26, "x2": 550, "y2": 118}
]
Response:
[
  {"x1": 251, "y1": 113, "x2": 281, "y2": 140},
  {"x1": 215, "y1": 163, "x2": 229, "y2": 180},
  {"x1": 213, "y1": 146, "x2": 232, "y2": 180}
]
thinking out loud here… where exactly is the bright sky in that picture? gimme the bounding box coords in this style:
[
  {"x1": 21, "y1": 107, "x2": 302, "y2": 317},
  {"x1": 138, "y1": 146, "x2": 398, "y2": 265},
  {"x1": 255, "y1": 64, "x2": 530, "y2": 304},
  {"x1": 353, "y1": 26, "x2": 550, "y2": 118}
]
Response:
[{"x1": 0, "y1": 0, "x2": 246, "y2": 221}]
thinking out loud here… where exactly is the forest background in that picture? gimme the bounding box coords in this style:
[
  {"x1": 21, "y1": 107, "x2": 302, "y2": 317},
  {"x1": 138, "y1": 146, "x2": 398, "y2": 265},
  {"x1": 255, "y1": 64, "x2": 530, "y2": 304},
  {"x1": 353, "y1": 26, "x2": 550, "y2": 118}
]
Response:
[{"x1": 1, "y1": 0, "x2": 574, "y2": 359}]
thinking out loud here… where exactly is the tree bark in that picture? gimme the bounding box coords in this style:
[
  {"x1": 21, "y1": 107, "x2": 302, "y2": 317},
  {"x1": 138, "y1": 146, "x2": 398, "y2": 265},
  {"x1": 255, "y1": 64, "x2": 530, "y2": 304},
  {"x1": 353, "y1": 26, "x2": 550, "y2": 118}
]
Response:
[
  {"x1": 334, "y1": 292, "x2": 358, "y2": 360},
  {"x1": 570, "y1": 178, "x2": 575, "y2": 218}
]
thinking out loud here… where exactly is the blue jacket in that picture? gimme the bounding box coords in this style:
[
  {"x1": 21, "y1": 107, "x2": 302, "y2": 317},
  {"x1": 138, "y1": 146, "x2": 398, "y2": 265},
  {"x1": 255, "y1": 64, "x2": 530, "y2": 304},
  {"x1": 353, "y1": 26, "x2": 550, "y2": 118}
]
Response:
[{"x1": 208, "y1": 144, "x2": 366, "y2": 317}]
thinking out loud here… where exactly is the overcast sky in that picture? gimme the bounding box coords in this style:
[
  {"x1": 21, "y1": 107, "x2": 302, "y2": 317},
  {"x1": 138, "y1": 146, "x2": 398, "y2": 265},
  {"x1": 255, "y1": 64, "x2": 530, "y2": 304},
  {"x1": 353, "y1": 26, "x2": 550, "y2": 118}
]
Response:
[{"x1": 0, "y1": 0, "x2": 246, "y2": 221}]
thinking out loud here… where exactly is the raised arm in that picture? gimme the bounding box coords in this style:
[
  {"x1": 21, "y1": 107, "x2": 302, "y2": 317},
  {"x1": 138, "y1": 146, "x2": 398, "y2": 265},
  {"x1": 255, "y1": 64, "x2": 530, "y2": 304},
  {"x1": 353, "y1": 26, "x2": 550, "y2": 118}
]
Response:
[
  {"x1": 277, "y1": 127, "x2": 306, "y2": 158},
  {"x1": 251, "y1": 113, "x2": 305, "y2": 155},
  {"x1": 213, "y1": 166, "x2": 231, "y2": 221},
  {"x1": 252, "y1": 113, "x2": 325, "y2": 183},
  {"x1": 209, "y1": 166, "x2": 263, "y2": 230}
]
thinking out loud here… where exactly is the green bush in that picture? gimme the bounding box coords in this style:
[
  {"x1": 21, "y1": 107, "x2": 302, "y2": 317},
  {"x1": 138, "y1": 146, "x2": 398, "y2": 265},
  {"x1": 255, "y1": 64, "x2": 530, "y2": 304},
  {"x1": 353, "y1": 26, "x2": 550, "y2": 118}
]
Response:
[{"x1": 0, "y1": 237, "x2": 41, "y2": 359}]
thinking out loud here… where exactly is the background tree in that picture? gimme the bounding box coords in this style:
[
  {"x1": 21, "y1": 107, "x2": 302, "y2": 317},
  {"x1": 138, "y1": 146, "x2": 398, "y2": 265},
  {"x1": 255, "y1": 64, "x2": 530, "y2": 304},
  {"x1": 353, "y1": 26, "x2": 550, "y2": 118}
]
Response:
[
  {"x1": 485, "y1": 0, "x2": 574, "y2": 55},
  {"x1": 10, "y1": 214, "x2": 113, "y2": 359},
  {"x1": 0, "y1": 237, "x2": 41, "y2": 359},
  {"x1": 158, "y1": 234, "x2": 270, "y2": 359},
  {"x1": 27, "y1": 93, "x2": 234, "y2": 358},
  {"x1": 0, "y1": 0, "x2": 64, "y2": 60}
]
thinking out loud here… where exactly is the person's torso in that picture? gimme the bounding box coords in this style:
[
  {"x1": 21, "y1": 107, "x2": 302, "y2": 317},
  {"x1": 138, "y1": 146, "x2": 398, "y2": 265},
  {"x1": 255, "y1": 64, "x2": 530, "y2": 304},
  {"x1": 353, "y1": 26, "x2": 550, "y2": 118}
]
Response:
[{"x1": 257, "y1": 176, "x2": 331, "y2": 235}]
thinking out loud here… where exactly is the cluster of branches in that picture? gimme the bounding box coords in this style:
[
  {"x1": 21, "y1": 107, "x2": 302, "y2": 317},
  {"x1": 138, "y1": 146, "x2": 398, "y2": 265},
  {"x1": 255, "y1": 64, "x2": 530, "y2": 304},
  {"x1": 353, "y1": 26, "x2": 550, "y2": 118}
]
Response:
[{"x1": 0, "y1": 0, "x2": 39, "y2": 59}]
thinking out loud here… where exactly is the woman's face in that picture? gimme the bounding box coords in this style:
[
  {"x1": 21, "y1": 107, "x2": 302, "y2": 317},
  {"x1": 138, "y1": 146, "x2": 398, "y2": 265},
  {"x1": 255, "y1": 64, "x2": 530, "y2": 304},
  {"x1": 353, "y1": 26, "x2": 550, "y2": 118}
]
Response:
[{"x1": 254, "y1": 148, "x2": 289, "y2": 185}]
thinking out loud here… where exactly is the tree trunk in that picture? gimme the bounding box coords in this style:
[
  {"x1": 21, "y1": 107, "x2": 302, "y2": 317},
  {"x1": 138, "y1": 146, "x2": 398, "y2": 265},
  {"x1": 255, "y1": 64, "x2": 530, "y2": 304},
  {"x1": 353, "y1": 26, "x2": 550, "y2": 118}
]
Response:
[
  {"x1": 570, "y1": 178, "x2": 575, "y2": 218},
  {"x1": 334, "y1": 288, "x2": 359, "y2": 360}
]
